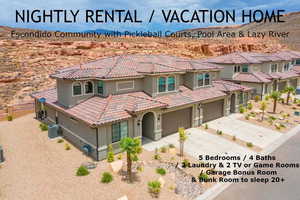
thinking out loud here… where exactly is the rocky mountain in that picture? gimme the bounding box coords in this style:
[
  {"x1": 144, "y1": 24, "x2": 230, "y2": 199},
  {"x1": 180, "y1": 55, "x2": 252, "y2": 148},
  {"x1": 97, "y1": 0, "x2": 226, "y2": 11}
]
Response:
[{"x1": 179, "y1": 11, "x2": 300, "y2": 50}]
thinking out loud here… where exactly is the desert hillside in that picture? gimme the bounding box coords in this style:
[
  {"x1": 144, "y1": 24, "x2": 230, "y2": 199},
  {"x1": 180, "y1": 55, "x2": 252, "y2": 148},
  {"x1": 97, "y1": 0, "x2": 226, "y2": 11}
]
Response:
[
  {"x1": 179, "y1": 11, "x2": 300, "y2": 50},
  {"x1": 0, "y1": 24, "x2": 289, "y2": 109}
]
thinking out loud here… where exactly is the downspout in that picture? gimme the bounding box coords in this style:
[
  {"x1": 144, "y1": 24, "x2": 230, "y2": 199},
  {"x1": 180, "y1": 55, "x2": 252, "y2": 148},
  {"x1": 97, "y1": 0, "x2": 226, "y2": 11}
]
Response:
[{"x1": 95, "y1": 127, "x2": 99, "y2": 161}]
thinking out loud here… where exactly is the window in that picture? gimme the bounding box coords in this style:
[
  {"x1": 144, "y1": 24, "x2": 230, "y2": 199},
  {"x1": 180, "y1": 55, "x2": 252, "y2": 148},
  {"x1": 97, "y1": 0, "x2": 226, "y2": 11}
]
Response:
[
  {"x1": 85, "y1": 81, "x2": 93, "y2": 94},
  {"x1": 197, "y1": 73, "x2": 210, "y2": 87},
  {"x1": 167, "y1": 76, "x2": 175, "y2": 91},
  {"x1": 284, "y1": 63, "x2": 289, "y2": 71},
  {"x1": 97, "y1": 81, "x2": 104, "y2": 95},
  {"x1": 296, "y1": 59, "x2": 300, "y2": 65},
  {"x1": 112, "y1": 121, "x2": 128, "y2": 143},
  {"x1": 158, "y1": 76, "x2": 176, "y2": 93},
  {"x1": 242, "y1": 65, "x2": 249, "y2": 72},
  {"x1": 264, "y1": 84, "x2": 268, "y2": 94},
  {"x1": 197, "y1": 74, "x2": 204, "y2": 87},
  {"x1": 271, "y1": 64, "x2": 278, "y2": 73},
  {"x1": 234, "y1": 65, "x2": 241, "y2": 73},
  {"x1": 72, "y1": 82, "x2": 82, "y2": 96},
  {"x1": 204, "y1": 73, "x2": 210, "y2": 85},
  {"x1": 239, "y1": 92, "x2": 243, "y2": 104}
]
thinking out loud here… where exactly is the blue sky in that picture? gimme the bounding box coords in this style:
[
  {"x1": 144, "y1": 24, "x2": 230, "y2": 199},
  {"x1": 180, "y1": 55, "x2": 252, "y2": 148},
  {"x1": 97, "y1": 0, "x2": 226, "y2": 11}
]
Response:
[{"x1": 0, "y1": 0, "x2": 299, "y2": 32}]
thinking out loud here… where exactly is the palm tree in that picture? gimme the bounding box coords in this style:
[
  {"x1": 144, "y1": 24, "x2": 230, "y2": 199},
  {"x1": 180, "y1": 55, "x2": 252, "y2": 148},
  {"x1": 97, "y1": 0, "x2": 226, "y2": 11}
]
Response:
[
  {"x1": 284, "y1": 86, "x2": 295, "y2": 105},
  {"x1": 270, "y1": 91, "x2": 281, "y2": 113},
  {"x1": 178, "y1": 127, "x2": 187, "y2": 157},
  {"x1": 260, "y1": 101, "x2": 267, "y2": 121},
  {"x1": 120, "y1": 137, "x2": 142, "y2": 182}
]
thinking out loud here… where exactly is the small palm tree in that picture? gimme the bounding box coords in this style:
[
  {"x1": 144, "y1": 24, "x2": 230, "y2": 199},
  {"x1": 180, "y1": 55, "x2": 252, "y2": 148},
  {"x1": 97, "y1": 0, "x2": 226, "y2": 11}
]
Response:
[
  {"x1": 178, "y1": 127, "x2": 187, "y2": 157},
  {"x1": 270, "y1": 91, "x2": 281, "y2": 113},
  {"x1": 260, "y1": 101, "x2": 267, "y2": 121},
  {"x1": 120, "y1": 137, "x2": 142, "y2": 182},
  {"x1": 284, "y1": 86, "x2": 295, "y2": 105}
]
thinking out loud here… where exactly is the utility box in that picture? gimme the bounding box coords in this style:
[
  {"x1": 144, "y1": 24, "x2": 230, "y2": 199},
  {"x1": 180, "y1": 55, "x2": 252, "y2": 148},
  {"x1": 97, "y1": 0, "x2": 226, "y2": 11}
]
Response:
[
  {"x1": 0, "y1": 145, "x2": 4, "y2": 163},
  {"x1": 48, "y1": 124, "x2": 59, "y2": 139}
]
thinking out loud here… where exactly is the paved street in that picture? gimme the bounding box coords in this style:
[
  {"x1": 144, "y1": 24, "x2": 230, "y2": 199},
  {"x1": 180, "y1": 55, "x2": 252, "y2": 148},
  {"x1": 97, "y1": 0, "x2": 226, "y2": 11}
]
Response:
[{"x1": 215, "y1": 130, "x2": 300, "y2": 200}]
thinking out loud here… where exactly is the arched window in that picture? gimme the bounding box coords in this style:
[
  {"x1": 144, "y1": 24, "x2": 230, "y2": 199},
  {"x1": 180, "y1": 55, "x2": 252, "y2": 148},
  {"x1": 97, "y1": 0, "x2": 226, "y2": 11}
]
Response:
[
  {"x1": 73, "y1": 82, "x2": 82, "y2": 96},
  {"x1": 85, "y1": 81, "x2": 94, "y2": 94}
]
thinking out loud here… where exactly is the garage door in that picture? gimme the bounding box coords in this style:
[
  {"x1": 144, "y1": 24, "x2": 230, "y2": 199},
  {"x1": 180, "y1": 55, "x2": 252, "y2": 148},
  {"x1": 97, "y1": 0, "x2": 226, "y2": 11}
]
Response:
[
  {"x1": 290, "y1": 79, "x2": 298, "y2": 88},
  {"x1": 203, "y1": 99, "x2": 224, "y2": 123},
  {"x1": 162, "y1": 107, "x2": 192, "y2": 137},
  {"x1": 278, "y1": 81, "x2": 287, "y2": 91}
]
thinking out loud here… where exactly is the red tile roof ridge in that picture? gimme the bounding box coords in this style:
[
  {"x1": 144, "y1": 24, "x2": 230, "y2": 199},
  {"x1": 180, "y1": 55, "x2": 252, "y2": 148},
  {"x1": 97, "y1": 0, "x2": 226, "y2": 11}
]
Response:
[
  {"x1": 127, "y1": 94, "x2": 167, "y2": 108},
  {"x1": 96, "y1": 95, "x2": 113, "y2": 124},
  {"x1": 103, "y1": 55, "x2": 124, "y2": 78},
  {"x1": 214, "y1": 80, "x2": 231, "y2": 92},
  {"x1": 251, "y1": 72, "x2": 266, "y2": 82}
]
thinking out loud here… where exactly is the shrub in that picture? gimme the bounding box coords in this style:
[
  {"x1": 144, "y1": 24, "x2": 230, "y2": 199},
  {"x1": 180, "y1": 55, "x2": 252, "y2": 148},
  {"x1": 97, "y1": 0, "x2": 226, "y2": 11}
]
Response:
[
  {"x1": 160, "y1": 146, "x2": 167, "y2": 153},
  {"x1": 156, "y1": 168, "x2": 166, "y2": 175},
  {"x1": 246, "y1": 142, "x2": 253, "y2": 148},
  {"x1": 269, "y1": 116, "x2": 276, "y2": 121},
  {"x1": 148, "y1": 181, "x2": 161, "y2": 198},
  {"x1": 7, "y1": 115, "x2": 13, "y2": 121},
  {"x1": 280, "y1": 123, "x2": 286, "y2": 128},
  {"x1": 168, "y1": 144, "x2": 175, "y2": 148},
  {"x1": 265, "y1": 95, "x2": 270, "y2": 101},
  {"x1": 65, "y1": 143, "x2": 71, "y2": 150},
  {"x1": 198, "y1": 173, "x2": 209, "y2": 181},
  {"x1": 117, "y1": 154, "x2": 122, "y2": 160},
  {"x1": 76, "y1": 166, "x2": 89, "y2": 176},
  {"x1": 216, "y1": 130, "x2": 223, "y2": 135},
  {"x1": 232, "y1": 135, "x2": 236, "y2": 141},
  {"x1": 137, "y1": 165, "x2": 144, "y2": 172},
  {"x1": 57, "y1": 138, "x2": 64, "y2": 143},
  {"x1": 107, "y1": 144, "x2": 114, "y2": 163},
  {"x1": 183, "y1": 159, "x2": 189, "y2": 166},
  {"x1": 204, "y1": 124, "x2": 208, "y2": 129},
  {"x1": 245, "y1": 114, "x2": 250, "y2": 120},
  {"x1": 254, "y1": 95, "x2": 260, "y2": 102},
  {"x1": 101, "y1": 172, "x2": 113, "y2": 183},
  {"x1": 39, "y1": 123, "x2": 48, "y2": 131},
  {"x1": 247, "y1": 103, "x2": 253, "y2": 110},
  {"x1": 153, "y1": 154, "x2": 160, "y2": 160},
  {"x1": 239, "y1": 106, "x2": 245, "y2": 113}
]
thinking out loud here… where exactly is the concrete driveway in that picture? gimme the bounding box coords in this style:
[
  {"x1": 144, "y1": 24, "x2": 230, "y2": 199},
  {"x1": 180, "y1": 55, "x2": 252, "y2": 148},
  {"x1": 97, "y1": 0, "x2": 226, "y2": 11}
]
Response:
[
  {"x1": 143, "y1": 128, "x2": 255, "y2": 169},
  {"x1": 206, "y1": 114, "x2": 283, "y2": 149}
]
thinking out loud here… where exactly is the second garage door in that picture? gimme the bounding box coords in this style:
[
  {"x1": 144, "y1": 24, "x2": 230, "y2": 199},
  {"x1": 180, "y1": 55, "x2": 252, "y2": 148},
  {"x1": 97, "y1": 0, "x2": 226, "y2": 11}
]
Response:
[
  {"x1": 162, "y1": 107, "x2": 192, "y2": 137},
  {"x1": 203, "y1": 99, "x2": 224, "y2": 123}
]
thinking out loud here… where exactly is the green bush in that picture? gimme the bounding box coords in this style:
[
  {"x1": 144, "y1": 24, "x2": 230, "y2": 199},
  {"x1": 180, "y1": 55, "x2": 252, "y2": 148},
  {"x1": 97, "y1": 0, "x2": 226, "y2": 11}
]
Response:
[
  {"x1": 247, "y1": 103, "x2": 253, "y2": 110},
  {"x1": 204, "y1": 124, "x2": 208, "y2": 129},
  {"x1": 153, "y1": 154, "x2": 160, "y2": 160},
  {"x1": 156, "y1": 168, "x2": 166, "y2": 175},
  {"x1": 107, "y1": 144, "x2": 114, "y2": 163},
  {"x1": 160, "y1": 146, "x2": 167, "y2": 153},
  {"x1": 117, "y1": 154, "x2": 122, "y2": 160},
  {"x1": 101, "y1": 172, "x2": 113, "y2": 183},
  {"x1": 168, "y1": 144, "x2": 175, "y2": 148},
  {"x1": 76, "y1": 166, "x2": 89, "y2": 176},
  {"x1": 148, "y1": 181, "x2": 161, "y2": 198},
  {"x1": 254, "y1": 95, "x2": 260, "y2": 102},
  {"x1": 246, "y1": 142, "x2": 253, "y2": 148},
  {"x1": 39, "y1": 123, "x2": 48, "y2": 131},
  {"x1": 245, "y1": 114, "x2": 250, "y2": 120},
  {"x1": 265, "y1": 95, "x2": 270, "y2": 101},
  {"x1": 57, "y1": 138, "x2": 64, "y2": 143},
  {"x1": 65, "y1": 143, "x2": 71, "y2": 150},
  {"x1": 183, "y1": 159, "x2": 190, "y2": 167},
  {"x1": 216, "y1": 130, "x2": 223, "y2": 135},
  {"x1": 137, "y1": 165, "x2": 144, "y2": 172},
  {"x1": 7, "y1": 115, "x2": 13, "y2": 121},
  {"x1": 198, "y1": 173, "x2": 209, "y2": 181},
  {"x1": 239, "y1": 106, "x2": 245, "y2": 113}
]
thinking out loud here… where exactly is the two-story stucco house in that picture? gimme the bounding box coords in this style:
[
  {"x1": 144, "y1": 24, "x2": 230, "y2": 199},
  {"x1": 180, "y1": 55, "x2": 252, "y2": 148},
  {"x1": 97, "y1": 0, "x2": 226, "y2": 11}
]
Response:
[
  {"x1": 207, "y1": 50, "x2": 300, "y2": 99},
  {"x1": 31, "y1": 54, "x2": 251, "y2": 161}
]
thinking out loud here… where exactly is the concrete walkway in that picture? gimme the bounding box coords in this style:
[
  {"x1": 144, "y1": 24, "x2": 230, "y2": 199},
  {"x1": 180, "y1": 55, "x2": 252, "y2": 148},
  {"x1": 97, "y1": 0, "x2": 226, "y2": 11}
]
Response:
[
  {"x1": 206, "y1": 114, "x2": 283, "y2": 149},
  {"x1": 143, "y1": 128, "x2": 255, "y2": 170}
]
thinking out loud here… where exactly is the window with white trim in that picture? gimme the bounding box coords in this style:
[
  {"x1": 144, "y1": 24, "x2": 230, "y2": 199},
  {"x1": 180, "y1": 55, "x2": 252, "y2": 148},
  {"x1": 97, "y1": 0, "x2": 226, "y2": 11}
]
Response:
[
  {"x1": 84, "y1": 81, "x2": 93, "y2": 94},
  {"x1": 234, "y1": 65, "x2": 241, "y2": 73},
  {"x1": 73, "y1": 82, "x2": 82, "y2": 96},
  {"x1": 97, "y1": 81, "x2": 104, "y2": 95},
  {"x1": 158, "y1": 76, "x2": 176, "y2": 93},
  {"x1": 112, "y1": 121, "x2": 128, "y2": 143},
  {"x1": 197, "y1": 73, "x2": 210, "y2": 87},
  {"x1": 283, "y1": 63, "x2": 290, "y2": 71},
  {"x1": 271, "y1": 64, "x2": 278, "y2": 73}
]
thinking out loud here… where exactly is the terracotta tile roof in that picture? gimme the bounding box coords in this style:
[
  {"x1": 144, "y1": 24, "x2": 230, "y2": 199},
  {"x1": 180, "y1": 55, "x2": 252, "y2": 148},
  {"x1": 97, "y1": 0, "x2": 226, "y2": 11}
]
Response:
[
  {"x1": 31, "y1": 89, "x2": 167, "y2": 126},
  {"x1": 269, "y1": 71, "x2": 300, "y2": 79},
  {"x1": 51, "y1": 54, "x2": 223, "y2": 80},
  {"x1": 232, "y1": 72, "x2": 272, "y2": 83},
  {"x1": 292, "y1": 65, "x2": 300, "y2": 73},
  {"x1": 213, "y1": 80, "x2": 252, "y2": 92}
]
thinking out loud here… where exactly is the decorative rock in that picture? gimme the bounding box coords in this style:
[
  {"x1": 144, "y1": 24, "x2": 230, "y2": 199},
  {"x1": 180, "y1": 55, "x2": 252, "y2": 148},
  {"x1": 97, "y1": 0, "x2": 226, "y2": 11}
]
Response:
[
  {"x1": 110, "y1": 160, "x2": 123, "y2": 173},
  {"x1": 158, "y1": 177, "x2": 165, "y2": 188},
  {"x1": 117, "y1": 195, "x2": 128, "y2": 200}
]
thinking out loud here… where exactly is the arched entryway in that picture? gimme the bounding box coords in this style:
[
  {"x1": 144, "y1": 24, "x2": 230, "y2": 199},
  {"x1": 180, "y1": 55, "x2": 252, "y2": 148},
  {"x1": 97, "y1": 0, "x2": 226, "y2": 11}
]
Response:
[{"x1": 142, "y1": 112, "x2": 155, "y2": 140}]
